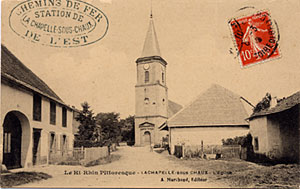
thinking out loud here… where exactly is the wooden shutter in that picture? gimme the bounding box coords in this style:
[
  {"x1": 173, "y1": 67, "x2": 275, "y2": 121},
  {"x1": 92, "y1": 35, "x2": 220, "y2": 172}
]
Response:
[
  {"x1": 66, "y1": 136, "x2": 69, "y2": 152},
  {"x1": 48, "y1": 133, "x2": 52, "y2": 152},
  {"x1": 54, "y1": 134, "x2": 57, "y2": 153},
  {"x1": 60, "y1": 134, "x2": 63, "y2": 154}
]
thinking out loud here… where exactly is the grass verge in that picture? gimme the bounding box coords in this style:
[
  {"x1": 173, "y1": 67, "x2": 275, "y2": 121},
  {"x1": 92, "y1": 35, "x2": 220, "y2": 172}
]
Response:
[
  {"x1": 1, "y1": 171, "x2": 52, "y2": 188},
  {"x1": 163, "y1": 151, "x2": 299, "y2": 188}
]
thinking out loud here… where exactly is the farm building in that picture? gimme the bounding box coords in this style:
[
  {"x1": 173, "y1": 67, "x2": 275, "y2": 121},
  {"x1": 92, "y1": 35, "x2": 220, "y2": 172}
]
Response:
[
  {"x1": 161, "y1": 84, "x2": 251, "y2": 154},
  {"x1": 249, "y1": 91, "x2": 300, "y2": 163},
  {"x1": 1, "y1": 45, "x2": 75, "y2": 169}
]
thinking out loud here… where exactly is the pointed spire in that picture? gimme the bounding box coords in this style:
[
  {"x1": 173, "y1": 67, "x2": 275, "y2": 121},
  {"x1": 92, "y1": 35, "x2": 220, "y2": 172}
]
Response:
[
  {"x1": 150, "y1": 0, "x2": 153, "y2": 19},
  {"x1": 141, "y1": 7, "x2": 161, "y2": 57}
]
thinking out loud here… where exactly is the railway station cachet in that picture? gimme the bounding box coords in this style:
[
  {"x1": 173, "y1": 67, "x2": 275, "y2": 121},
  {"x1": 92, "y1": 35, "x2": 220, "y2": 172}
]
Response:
[
  {"x1": 229, "y1": 10, "x2": 280, "y2": 68},
  {"x1": 9, "y1": 0, "x2": 109, "y2": 47}
]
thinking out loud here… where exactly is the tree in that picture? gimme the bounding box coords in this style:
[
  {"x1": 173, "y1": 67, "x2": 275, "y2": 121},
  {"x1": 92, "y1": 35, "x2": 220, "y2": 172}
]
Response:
[
  {"x1": 120, "y1": 115, "x2": 135, "y2": 143},
  {"x1": 96, "y1": 112, "x2": 121, "y2": 146},
  {"x1": 253, "y1": 93, "x2": 272, "y2": 113},
  {"x1": 75, "y1": 102, "x2": 99, "y2": 142}
]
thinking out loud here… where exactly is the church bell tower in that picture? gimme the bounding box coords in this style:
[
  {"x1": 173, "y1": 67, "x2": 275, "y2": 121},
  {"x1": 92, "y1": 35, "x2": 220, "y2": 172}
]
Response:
[{"x1": 134, "y1": 12, "x2": 168, "y2": 146}]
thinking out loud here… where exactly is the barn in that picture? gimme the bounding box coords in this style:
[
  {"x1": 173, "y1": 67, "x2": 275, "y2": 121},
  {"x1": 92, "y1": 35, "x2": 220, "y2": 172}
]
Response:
[{"x1": 161, "y1": 84, "x2": 251, "y2": 154}]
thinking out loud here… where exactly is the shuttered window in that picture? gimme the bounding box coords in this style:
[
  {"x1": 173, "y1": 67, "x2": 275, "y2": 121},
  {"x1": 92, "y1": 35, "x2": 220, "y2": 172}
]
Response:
[
  {"x1": 50, "y1": 101, "x2": 56, "y2": 125},
  {"x1": 61, "y1": 134, "x2": 67, "y2": 155},
  {"x1": 50, "y1": 133, "x2": 56, "y2": 152},
  {"x1": 62, "y1": 107, "x2": 67, "y2": 127},
  {"x1": 33, "y1": 94, "x2": 42, "y2": 121}
]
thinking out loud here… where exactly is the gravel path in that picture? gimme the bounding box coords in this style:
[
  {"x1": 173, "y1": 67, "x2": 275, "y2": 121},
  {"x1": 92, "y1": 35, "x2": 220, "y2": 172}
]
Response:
[{"x1": 18, "y1": 146, "x2": 226, "y2": 188}]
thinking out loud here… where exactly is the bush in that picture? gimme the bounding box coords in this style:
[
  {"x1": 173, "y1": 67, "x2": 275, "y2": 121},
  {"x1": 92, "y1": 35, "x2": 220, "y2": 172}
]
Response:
[
  {"x1": 222, "y1": 133, "x2": 252, "y2": 147},
  {"x1": 127, "y1": 141, "x2": 135, "y2": 146},
  {"x1": 184, "y1": 148, "x2": 202, "y2": 158}
]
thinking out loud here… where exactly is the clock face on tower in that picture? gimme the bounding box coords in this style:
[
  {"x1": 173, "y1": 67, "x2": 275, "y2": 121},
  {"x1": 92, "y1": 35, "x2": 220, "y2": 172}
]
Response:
[{"x1": 143, "y1": 64, "x2": 150, "y2": 70}]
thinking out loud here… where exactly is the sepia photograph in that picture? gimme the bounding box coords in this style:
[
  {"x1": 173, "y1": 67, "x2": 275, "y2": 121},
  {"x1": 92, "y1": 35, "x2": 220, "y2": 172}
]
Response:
[{"x1": 1, "y1": 0, "x2": 300, "y2": 188}]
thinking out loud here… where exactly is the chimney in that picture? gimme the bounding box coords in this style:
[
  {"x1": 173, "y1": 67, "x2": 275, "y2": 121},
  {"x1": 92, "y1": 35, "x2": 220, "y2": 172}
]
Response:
[{"x1": 270, "y1": 96, "x2": 278, "y2": 108}]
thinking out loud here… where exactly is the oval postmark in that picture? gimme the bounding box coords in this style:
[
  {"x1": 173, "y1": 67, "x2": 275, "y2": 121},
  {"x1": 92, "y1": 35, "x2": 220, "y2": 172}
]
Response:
[{"x1": 9, "y1": 0, "x2": 109, "y2": 47}]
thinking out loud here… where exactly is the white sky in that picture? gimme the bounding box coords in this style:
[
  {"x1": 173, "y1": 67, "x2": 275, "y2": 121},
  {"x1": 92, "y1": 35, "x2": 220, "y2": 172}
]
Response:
[{"x1": 2, "y1": 0, "x2": 300, "y2": 118}]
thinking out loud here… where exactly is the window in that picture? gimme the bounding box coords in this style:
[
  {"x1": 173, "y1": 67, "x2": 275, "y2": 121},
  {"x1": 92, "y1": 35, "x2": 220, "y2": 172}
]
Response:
[
  {"x1": 162, "y1": 72, "x2": 165, "y2": 83},
  {"x1": 50, "y1": 133, "x2": 56, "y2": 152},
  {"x1": 33, "y1": 94, "x2": 42, "y2": 121},
  {"x1": 62, "y1": 107, "x2": 67, "y2": 127},
  {"x1": 61, "y1": 135, "x2": 67, "y2": 154},
  {"x1": 254, "y1": 137, "x2": 259, "y2": 151},
  {"x1": 145, "y1": 71, "x2": 149, "y2": 83},
  {"x1": 50, "y1": 101, "x2": 56, "y2": 125},
  {"x1": 63, "y1": 135, "x2": 66, "y2": 146},
  {"x1": 144, "y1": 98, "x2": 149, "y2": 105},
  {"x1": 3, "y1": 132, "x2": 11, "y2": 153}
]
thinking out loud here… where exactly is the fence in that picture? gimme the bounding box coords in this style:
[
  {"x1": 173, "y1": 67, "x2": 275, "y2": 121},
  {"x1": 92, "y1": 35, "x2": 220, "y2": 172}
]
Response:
[
  {"x1": 49, "y1": 145, "x2": 116, "y2": 164},
  {"x1": 73, "y1": 147, "x2": 85, "y2": 160},
  {"x1": 49, "y1": 149, "x2": 73, "y2": 164},
  {"x1": 174, "y1": 144, "x2": 243, "y2": 159},
  {"x1": 84, "y1": 147, "x2": 109, "y2": 163}
]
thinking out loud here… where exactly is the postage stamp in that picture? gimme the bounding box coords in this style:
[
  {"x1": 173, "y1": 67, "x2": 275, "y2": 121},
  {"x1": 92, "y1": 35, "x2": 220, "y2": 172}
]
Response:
[
  {"x1": 9, "y1": 0, "x2": 109, "y2": 48},
  {"x1": 229, "y1": 10, "x2": 280, "y2": 68}
]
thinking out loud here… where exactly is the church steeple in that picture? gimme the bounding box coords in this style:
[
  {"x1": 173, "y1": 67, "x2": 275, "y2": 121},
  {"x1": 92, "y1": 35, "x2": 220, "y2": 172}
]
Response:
[
  {"x1": 141, "y1": 12, "x2": 161, "y2": 57},
  {"x1": 134, "y1": 2, "x2": 169, "y2": 147}
]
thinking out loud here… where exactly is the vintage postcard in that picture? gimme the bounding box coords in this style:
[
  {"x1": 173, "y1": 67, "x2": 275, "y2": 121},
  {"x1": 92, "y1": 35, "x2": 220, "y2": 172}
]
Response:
[{"x1": 1, "y1": 0, "x2": 299, "y2": 188}]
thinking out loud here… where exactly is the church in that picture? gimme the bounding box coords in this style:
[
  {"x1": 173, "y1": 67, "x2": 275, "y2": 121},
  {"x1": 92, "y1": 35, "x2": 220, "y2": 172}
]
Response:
[
  {"x1": 134, "y1": 13, "x2": 251, "y2": 148},
  {"x1": 134, "y1": 13, "x2": 182, "y2": 146}
]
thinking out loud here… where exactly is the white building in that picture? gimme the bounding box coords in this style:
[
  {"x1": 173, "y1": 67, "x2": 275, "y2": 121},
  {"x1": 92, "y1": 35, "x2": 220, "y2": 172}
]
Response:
[
  {"x1": 161, "y1": 84, "x2": 251, "y2": 154},
  {"x1": 249, "y1": 91, "x2": 300, "y2": 163},
  {"x1": 1, "y1": 45, "x2": 74, "y2": 169}
]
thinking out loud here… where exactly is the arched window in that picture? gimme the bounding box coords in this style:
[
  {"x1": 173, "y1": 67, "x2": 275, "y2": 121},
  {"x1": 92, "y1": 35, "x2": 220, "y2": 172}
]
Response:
[
  {"x1": 144, "y1": 98, "x2": 149, "y2": 105},
  {"x1": 162, "y1": 72, "x2": 165, "y2": 83},
  {"x1": 145, "y1": 71, "x2": 149, "y2": 83}
]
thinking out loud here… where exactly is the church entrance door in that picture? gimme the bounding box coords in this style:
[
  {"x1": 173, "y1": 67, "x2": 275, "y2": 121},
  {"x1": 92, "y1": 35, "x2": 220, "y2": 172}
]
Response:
[{"x1": 142, "y1": 131, "x2": 151, "y2": 146}]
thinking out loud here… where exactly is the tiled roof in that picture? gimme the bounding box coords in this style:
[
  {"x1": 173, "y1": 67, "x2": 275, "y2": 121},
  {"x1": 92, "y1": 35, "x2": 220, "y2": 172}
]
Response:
[
  {"x1": 1, "y1": 45, "x2": 63, "y2": 103},
  {"x1": 249, "y1": 91, "x2": 300, "y2": 119},
  {"x1": 168, "y1": 84, "x2": 249, "y2": 127},
  {"x1": 168, "y1": 100, "x2": 183, "y2": 118}
]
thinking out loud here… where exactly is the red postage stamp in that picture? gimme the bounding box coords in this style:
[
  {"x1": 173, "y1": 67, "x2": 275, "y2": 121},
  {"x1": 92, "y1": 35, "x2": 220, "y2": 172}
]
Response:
[{"x1": 229, "y1": 10, "x2": 280, "y2": 67}]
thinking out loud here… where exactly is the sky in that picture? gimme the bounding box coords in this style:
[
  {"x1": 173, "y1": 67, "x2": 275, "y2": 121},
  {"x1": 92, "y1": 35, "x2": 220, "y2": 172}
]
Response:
[{"x1": 2, "y1": 0, "x2": 300, "y2": 118}]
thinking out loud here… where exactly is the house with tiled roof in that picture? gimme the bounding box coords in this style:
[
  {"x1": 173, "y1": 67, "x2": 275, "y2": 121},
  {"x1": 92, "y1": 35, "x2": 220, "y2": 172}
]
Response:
[
  {"x1": 1, "y1": 45, "x2": 75, "y2": 169},
  {"x1": 161, "y1": 84, "x2": 251, "y2": 154},
  {"x1": 249, "y1": 91, "x2": 300, "y2": 163}
]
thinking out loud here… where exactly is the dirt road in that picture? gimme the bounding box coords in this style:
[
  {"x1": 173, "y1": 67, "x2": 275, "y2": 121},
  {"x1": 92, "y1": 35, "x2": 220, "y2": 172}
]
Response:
[{"x1": 18, "y1": 146, "x2": 226, "y2": 188}]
